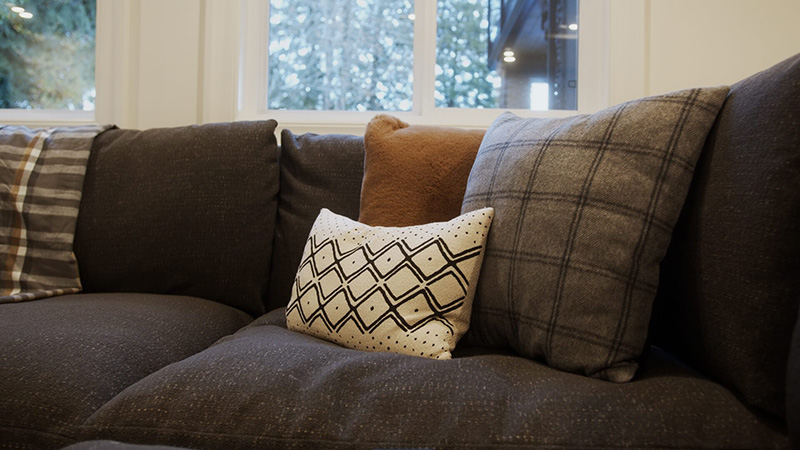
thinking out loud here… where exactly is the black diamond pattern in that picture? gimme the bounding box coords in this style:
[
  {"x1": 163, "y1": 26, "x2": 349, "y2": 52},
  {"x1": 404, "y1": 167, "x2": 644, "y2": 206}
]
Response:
[{"x1": 287, "y1": 232, "x2": 483, "y2": 336}]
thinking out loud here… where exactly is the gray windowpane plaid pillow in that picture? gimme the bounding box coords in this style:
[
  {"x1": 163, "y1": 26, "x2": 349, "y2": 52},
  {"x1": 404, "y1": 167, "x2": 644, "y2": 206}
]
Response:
[{"x1": 461, "y1": 87, "x2": 729, "y2": 382}]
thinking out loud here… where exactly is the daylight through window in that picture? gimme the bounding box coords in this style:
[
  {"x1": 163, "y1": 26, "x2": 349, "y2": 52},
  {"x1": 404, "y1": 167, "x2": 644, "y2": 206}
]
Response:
[
  {"x1": 0, "y1": 0, "x2": 96, "y2": 111},
  {"x1": 268, "y1": 0, "x2": 415, "y2": 111},
  {"x1": 491, "y1": 0, "x2": 577, "y2": 110},
  {"x1": 267, "y1": 0, "x2": 578, "y2": 112}
]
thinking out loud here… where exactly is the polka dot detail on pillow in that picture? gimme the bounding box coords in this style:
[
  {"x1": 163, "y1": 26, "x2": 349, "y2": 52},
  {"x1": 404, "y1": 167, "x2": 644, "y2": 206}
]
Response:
[{"x1": 286, "y1": 207, "x2": 494, "y2": 359}]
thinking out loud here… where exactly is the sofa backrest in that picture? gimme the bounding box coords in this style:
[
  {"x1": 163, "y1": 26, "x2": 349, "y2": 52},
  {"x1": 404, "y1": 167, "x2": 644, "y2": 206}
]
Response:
[
  {"x1": 788, "y1": 311, "x2": 800, "y2": 447},
  {"x1": 652, "y1": 53, "x2": 800, "y2": 422},
  {"x1": 74, "y1": 121, "x2": 280, "y2": 317},
  {"x1": 266, "y1": 130, "x2": 365, "y2": 312}
]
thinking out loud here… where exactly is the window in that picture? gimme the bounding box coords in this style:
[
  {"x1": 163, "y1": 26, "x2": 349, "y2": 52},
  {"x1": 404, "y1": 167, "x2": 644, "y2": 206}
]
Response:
[
  {"x1": 239, "y1": 0, "x2": 608, "y2": 128},
  {"x1": 0, "y1": 1, "x2": 96, "y2": 112},
  {"x1": 268, "y1": 0, "x2": 414, "y2": 111},
  {"x1": 479, "y1": 0, "x2": 579, "y2": 110},
  {"x1": 262, "y1": 0, "x2": 579, "y2": 114},
  {"x1": 435, "y1": 0, "x2": 579, "y2": 111},
  {"x1": 435, "y1": 0, "x2": 500, "y2": 109}
]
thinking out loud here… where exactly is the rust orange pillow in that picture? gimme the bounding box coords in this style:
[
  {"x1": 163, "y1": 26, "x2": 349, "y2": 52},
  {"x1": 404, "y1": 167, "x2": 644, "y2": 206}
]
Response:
[{"x1": 359, "y1": 114, "x2": 484, "y2": 227}]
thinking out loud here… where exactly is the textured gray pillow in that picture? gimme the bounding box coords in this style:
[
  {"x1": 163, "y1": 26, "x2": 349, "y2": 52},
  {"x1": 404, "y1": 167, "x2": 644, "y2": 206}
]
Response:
[{"x1": 461, "y1": 87, "x2": 729, "y2": 382}]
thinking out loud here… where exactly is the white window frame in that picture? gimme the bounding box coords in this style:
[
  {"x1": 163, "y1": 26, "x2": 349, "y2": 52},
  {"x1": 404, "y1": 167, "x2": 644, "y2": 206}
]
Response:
[
  {"x1": 0, "y1": 1, "x2": 113, "y2": 127},
  {"x1": 236, "y1": 0, "x2": 611, "y2": 134},
  {"x1": 0, "y1": 108, "x2": 95, "y2": 127}
]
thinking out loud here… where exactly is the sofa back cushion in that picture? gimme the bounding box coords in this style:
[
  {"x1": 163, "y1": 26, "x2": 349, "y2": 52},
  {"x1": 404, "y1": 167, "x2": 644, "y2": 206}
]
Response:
[
  {"x1": 266, "y1": 130, "x2": 364, "y2": 312},
  {"x1": 73, "y1": 121, "x2": 279, "y2": 317},
  {"x1": 652, "y1": 53, "x2": 800, "y2": 421}
]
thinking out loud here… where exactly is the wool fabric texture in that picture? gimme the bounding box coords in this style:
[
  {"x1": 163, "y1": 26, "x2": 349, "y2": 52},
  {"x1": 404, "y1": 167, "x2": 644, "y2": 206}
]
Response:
[
  {"x1": 461, "y1": 87, "x2": 730, "y2": 382},
  {"x1": 0, "y1": 125, "x2": 108, "y2": 303}
]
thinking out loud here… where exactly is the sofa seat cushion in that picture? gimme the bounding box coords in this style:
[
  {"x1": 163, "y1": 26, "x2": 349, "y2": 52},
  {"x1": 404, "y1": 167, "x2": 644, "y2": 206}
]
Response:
[
  {"x1": 63, "y1": 441, "x2": 190, "y2": 450},
  {"x1": 0, "y1": 294, "x2": 252, "y2": 449},
  {"x1": 83, "y1": 311, "x2": 786, "y2": 449}
]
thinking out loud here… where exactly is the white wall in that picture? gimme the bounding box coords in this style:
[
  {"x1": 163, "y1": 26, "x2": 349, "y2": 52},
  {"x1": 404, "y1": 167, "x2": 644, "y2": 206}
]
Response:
[
  {"x1": 99, "y1": 0, "x2": 206, "y2": 129},
  {"x1": 135, "y1": 0, "x2": 202, "y2": 129},
  {"x1": 609, "y1": 0, "x2": 800, "y2": 105},
  {"x1": 53, "y1": 0, "x2": 800, "y2": 130},
  {"x1": 648, "y1": 0, "x2": 800, "y2": 95}
]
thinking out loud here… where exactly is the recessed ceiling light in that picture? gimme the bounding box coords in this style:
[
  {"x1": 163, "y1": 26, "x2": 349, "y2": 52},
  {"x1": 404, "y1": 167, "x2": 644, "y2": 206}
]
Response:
[
  {"x1": 10, "y1": 6, "x2": 24, "y2": 13},
  {"x1": 504, "y1": 55, "x2": 516, "y2": 63},
  {"x1": 568, "y1": 23, "x2": 578, "y2": 31},
  {"x1": 19, "y1": 11, "x2": 32, "y2": 19},
  {"x1": 503, "y1": 50, "x2": 514, "y2": 57}
]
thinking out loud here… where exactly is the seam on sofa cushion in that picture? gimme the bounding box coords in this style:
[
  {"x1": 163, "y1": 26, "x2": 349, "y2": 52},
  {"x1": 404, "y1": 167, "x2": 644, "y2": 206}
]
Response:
[{"x1": 77, "y1": 424, "x2": 749, "y2": 450}]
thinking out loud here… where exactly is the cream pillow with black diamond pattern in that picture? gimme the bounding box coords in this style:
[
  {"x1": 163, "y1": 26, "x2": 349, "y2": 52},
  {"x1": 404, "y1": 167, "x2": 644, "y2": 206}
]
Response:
[{"x1": 286, "y1": 207, "x2": 493, "y2": 359}]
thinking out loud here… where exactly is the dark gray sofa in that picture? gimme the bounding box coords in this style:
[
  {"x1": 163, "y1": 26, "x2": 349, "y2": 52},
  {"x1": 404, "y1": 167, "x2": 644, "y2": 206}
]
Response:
[{"x1": 1, "y1": 55, "x2": 798, "y2": 449}]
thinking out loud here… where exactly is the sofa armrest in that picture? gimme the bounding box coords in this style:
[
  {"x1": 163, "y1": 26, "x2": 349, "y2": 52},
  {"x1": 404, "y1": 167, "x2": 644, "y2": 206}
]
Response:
[{"x1": 788, "y1": 308, "x2": 800, "y2": 447}]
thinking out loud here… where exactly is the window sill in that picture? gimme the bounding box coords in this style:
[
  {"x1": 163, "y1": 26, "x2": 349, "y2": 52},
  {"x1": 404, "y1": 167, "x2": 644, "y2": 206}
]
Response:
[
  {"x1": 0, "y1": 110, "x2": 96, "y2": 127},
  {"x1": 239, "y1": 107, "x2": 583, "y2": 138}
]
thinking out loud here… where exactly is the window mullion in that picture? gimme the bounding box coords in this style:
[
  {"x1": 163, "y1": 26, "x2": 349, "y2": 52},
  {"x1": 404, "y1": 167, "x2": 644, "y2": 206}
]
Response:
[
  {"x1": 412, "y1": 0, "x2": 437, "y2": 120},
  {"x1": 239, "y1": 0, "x2": 267, "y2": 118}
]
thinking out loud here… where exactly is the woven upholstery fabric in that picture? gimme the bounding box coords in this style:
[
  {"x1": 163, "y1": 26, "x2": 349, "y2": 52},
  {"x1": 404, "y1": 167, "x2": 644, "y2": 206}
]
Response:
[
  {"x1": 789, "y1": 311, "x2": 800, "y2": 449},
  {"x1": 0, "y1": 125, "x2": 107, "y2": 303},
  {"x1": 359, "y1": 114, "x2": 484, "y2": 227},
  {"x1": 286, "y1": 208, "x2": 493, "y2": 359},
  {"x1": 461, "y1": 87, "x2": 729, "y2": 382},
  {"x1": 83, "y1": 315, "x2": 787, "y2": 449},
  {"x1": 0, "y1": 293, "x2": 252, "y2": 449},
  {"x1": 267, "y1": 131, "x2": 364, "y2": 312},
  {"x1": 73, "y1": 121, "x2": 279, "y2": 316},
  {"x1": 653, "y1": 53, "x2": 800, "y2": 420},
  {"x1": 63, "y1": 441, "x2": 190, "y2": 450}
]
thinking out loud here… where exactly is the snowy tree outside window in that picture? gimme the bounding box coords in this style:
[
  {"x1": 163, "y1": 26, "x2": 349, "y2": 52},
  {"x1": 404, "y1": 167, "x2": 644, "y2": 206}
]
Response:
[
  {"x1": 268, "y1": 0, "x2": 579, "y2": 112},
  {"x1": 0, "y1": 0, "x2": 96, "y2": 111},
  {"x1": 268, "y1": 0, "x2": 415, "y2": 111}
]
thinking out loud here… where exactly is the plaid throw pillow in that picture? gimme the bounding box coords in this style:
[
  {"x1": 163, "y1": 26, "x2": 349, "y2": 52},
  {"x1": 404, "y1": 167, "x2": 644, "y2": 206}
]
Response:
[
  {"x1": 461, "y1": 87, "x2": 729, "y2": 381},
  {"x1": 1, "y1": 125, "x2": 108, "y2": 303}
]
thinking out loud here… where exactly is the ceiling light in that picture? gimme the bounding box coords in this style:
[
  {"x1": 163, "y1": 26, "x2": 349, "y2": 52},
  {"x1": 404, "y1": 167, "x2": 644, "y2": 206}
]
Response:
[
  {"x1": 503, "y1": 49, "x2": 514, "y2": 57},
  {"x1": 504, "y1": 55, "x2": 516, "y2": 63},
  {"x1": 19, "y1": 11, "x2": 32, "y2": 19},
  {"x1": 568, "y1": 23, "x2": 578, "y2": 31},
  {"x1": 10, "y1": 6, "x2": 24, "y2": 13}
]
